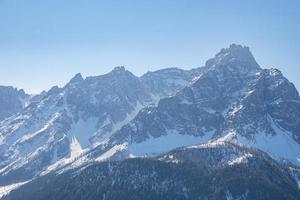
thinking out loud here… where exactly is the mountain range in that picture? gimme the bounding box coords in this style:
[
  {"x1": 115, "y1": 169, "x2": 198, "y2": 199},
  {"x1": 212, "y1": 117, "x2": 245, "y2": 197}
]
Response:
[{"x1": 0, "y1": 44, "x2": 299, "y2": 199}]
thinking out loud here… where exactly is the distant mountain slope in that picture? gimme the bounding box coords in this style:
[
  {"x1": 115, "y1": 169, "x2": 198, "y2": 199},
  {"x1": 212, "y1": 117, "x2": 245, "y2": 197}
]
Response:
[
  {"x1": 0, "y1": 66, "x2": 200, "y2": 186},
  {"x1": 3, "y1": 142, "x2": 300, "y2": 200},
  {"x1": 0, "y1": 86, "x2": 29, "y2": 121}
]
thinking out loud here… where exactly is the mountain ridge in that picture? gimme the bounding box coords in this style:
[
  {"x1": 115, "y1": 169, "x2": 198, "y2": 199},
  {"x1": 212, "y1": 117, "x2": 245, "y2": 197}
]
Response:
[
  {"x1": 0, "y1": 44, "x2": 299, "y2": 198},
  {"x1": 0, "y1": 64, "x2": 203, "y2": 186}
]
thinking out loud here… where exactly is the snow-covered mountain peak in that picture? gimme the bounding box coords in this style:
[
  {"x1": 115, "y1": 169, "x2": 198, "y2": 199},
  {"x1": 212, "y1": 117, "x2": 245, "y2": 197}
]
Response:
[{"x1": 205, "y1": 44, "x2": 260, "y2": 76}]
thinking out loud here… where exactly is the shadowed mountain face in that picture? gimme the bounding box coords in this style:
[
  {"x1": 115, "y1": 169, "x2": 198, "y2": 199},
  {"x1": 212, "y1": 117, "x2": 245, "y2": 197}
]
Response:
[
  {"x1": 0, "y1": 44, "x2": 300, "y2": 199},
  {"x1": 4, "y1": 142, "x2": 300, "y2": 200}
]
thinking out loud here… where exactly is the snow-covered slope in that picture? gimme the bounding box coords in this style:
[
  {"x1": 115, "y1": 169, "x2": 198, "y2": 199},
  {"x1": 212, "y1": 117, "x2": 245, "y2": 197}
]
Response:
[
  {"x1": 95, "y1": 44, "x2": 300, "y2": 166},
  {"x1": 0, "y1": 66, "x2": 200, "y2": 186}
]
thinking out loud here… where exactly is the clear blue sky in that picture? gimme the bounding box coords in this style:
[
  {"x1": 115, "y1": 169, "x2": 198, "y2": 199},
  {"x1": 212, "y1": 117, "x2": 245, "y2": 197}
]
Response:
[{"x1": 0, "y1": 0, "x2": 299, "y2": 94}]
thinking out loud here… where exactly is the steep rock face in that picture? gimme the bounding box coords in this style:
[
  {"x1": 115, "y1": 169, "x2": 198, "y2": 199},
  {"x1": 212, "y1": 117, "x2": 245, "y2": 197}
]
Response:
[
  {"x1": 0, "y1": 66, "x2": 199, "y2": 185},
  {"x1": 63, "y1": 67, "x2": 154, "y2": 144},
  {"x1": 205, "y1": 44, "x2": 260, "y2": 75},
  {"x1": 0, "y1": 86, "x2": 29, "y2": 121},
  {"x1": 65, "y1": 68, "x2": 149, "y2": 118},
  {"x1": 111, "y1": 45, "x2": 262, "y2": 142},
  {"x1": 4, "y1": 142, "x2": 300, "y2": 200},
  {"x1": 105, "y1": 44, "x2": 300, "y2": 164}
]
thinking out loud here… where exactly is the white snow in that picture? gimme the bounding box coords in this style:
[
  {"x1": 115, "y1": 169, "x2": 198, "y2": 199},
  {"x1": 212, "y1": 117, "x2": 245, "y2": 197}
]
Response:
[
  {"x1": 150, "y1": 94, "x2": 161, "y2": 106},
  {"x1": 128, "y1": 130, "x2": 215, "y2": 157},
  {"x1": 43, "y1": 134, "x2": 89, "y2": 175},
  {"x1": 96, "y1": 143, "x2": 128, "y2": 162},
  {"x1": 227, "y1": 153, "x2": 253, "y2": 166},
  {"x1": 238, "y1": 132, "x2": 300, "y2": 165},
  {"x1": 191, "y1": 75, "x2": 202, "y2": 83},
  {"x1": 229, "y1": 104, "x2": 243, "y2": 116},
  {"x1": 69, "y1": 117, "x2": 98, "y2": 148},
  {"x1": 208, "y1": 115, "x2": 300, "y2": 166},
  {"x1": 18, "y1": 112, "x2": 61, "y2": 144},
  {"x1": 19, "y1": 96, "x2": 31, "y2": 108},
  {"x1": 245, "y1": 90, "x2": 255, "y2": 97},
  {"x1": 226, "y1": 191, "x2": 234, "y2": 200},
  {"x1": 41, "y1": 102, "x2": 145, "y2": 175},
  {"x1": 0, "y1": 181, "x2": 29, "y2": 198},
  {"x1": 94, "y1": 102, "x2": 144, "y2": 145},
  {"x1": 235, "y1": 116, "x2": 300, "y2": 165},
  {"x1": 43, "y1": 102, "x2": 143, "y2": 174},
  {"x1": 110, "y1": 102, "x2": 143, "y2": 135},
  {"x1": 69, "y1": 136, "x2": 84, "y2": 158}
]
